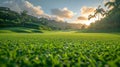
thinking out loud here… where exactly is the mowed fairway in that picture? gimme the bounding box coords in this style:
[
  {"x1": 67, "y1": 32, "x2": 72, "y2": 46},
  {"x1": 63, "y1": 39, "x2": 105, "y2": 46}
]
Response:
[{"x1": 0, "y1": 32, "x2": 120, "y2": 67}]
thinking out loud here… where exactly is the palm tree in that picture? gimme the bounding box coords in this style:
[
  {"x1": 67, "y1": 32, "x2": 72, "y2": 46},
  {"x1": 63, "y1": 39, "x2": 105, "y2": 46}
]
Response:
[
  {"x1": 88, "y1": 5, "x2": 105, "y2": 20},
  {"x1": 105, "y1": 0, "x2": 120, "y2": 9},
  {"x1": 105, "y1": 0, "x2": 120, "y2": 16},
  {"x1": 94, "y1": 5, "x2": 106, "y2": 20},
  {"x1": 88, "y1": 14, "x2": 96, "y2": 20},
  {"x1": 105, "y1": 1, "x2": 115, "y2": 9}
]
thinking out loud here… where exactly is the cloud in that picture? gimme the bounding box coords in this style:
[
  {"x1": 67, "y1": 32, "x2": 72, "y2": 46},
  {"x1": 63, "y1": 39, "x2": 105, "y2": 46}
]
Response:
[
  {"x1": 0, "y1": 0, "x2": 44, "y2": 17},
  {"x1": 77, "y1": 16, "x2": 88, "y2": 20},
  {"x1": 1, "y1": 0, "x2": 22, "y2": 13},
  {"x1": 103, "y1": 0, "x2": 115, "y2": 4},
  {"x1": 110, "y1": 0, "x2": 115, "y2": 2},
  {"x1": 80, "y1": 6, "x2": 95, "y2": 16},
  {"x1": 24, "y1": 1, "x2": 44, "y2": 16},
  {"x1": 0, "y1": 0, "x2": 64, "y2": 21},
  {"x1": 51, "y1": 7, "x2": 74, "y2": 18},
  {"x1": 76, "y1": 6, "x2": 95, "y2": 21},
  {"x1": 73, "y1": 6, "x2": 96, "y2": 25}
]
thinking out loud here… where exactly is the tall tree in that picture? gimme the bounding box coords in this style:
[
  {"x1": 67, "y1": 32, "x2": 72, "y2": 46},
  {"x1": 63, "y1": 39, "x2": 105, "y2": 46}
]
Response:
[
  {"x1": 88, "y1": 5, "x2": 105, "y2": 20},
  {"x1": 21, "y1": 10, "x2": 27, "y2": 26},
  {"x1": 105, "y1": 0, "x2": 120, "y2": 16},
  {"x1": 88, "y1": 14, "x2": 96, "y2": 20},
  {"x1": 94, "y1": 5, "x2": 106, "y2": 20},
  {"x1": 105, "y1": 0, "x2": 120, "y2": 9}
]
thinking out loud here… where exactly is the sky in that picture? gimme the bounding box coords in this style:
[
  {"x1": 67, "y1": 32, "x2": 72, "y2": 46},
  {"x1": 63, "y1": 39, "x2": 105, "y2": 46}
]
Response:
[{"x1": 0, "y1": 0, "x2": 108, "y2": 25}]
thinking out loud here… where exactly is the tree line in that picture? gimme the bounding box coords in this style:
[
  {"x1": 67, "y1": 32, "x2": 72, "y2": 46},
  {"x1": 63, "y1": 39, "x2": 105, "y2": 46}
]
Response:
[
  {"x1": 88, "y1": 0, "x2": 120, "y2": 32},
  {"x1": 0, "y1": 7, "x2": 86, "y2": 30}
]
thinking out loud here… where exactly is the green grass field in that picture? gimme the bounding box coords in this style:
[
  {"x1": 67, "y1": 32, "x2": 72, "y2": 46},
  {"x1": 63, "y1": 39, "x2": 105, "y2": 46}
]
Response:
[{"x1": 0, "y1": 32, "x2": 120, "y2": 67}]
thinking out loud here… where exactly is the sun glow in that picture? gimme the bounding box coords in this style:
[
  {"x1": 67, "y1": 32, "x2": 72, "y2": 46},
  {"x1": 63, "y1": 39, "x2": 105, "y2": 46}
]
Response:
[{"x1": 85, "y1": 18, "x2": 98, "y2": 25}]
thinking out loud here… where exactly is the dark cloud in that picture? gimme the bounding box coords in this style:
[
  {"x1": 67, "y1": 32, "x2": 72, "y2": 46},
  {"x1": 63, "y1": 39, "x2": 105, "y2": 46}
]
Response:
[
  {"x1": 51, "y1": 8, "x2": 74, "y2": 18},
  {"x1": 77, "y1": 16, "x2": 88, "y2": 20}
]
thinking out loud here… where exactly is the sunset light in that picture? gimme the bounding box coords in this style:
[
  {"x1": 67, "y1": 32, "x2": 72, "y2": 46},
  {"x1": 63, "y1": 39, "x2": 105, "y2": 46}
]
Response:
[{"x1": 0, "y1": 0, "x2": 120, "y2": 66}]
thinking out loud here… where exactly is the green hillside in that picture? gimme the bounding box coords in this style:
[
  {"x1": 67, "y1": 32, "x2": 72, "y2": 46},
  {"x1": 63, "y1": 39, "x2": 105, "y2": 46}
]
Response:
[{"x1": 0, "y1": 7, "x2": 85, "y2": 32}]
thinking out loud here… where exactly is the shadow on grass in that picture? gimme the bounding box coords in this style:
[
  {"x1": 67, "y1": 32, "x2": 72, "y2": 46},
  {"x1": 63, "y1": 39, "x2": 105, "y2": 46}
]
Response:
[
  {"x1": 31, "y1": 29, "x2": 43, "y2": 33},
  {"x1": 0, "y1": 27, "x2": 43, "y2": 33},
  {"x1": 11, "y1": 29, "x2": 43, "y2": 33},
  {"x1": 75, "y1": 29, "x2": 120, "y2": 34}
]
